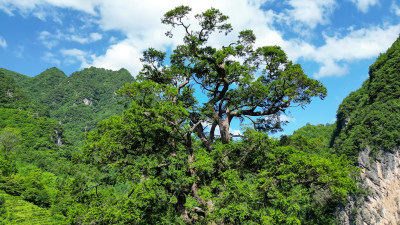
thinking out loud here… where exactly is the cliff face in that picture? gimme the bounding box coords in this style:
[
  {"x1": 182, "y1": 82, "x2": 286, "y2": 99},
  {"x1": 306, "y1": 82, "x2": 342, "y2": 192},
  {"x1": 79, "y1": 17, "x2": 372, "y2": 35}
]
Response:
[
  {"x1": 334, "y1": 36, "x2": 400, "y2": 224},
  {"x1": 338, "y1": 147, "x2": 400, "y2": 224}
]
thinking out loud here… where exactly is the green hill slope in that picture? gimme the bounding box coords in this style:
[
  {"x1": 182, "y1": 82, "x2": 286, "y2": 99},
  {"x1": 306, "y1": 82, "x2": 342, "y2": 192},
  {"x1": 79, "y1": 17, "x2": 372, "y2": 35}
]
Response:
[
  {"x1": 0, "y1": 68, "x2": 30, "y2": 83},
  {"x1": 332, "y1": 35, "x2": 400, "y2": 160},
  {"x1": 0, "y1": 191, "x2": 65, "y2": 225},
  {"x1": 5, "y1": 67, "x2": 135, "y2": 146},
  {"x1": 0, "y1": 71, "x2": 31, "y2": 111}
]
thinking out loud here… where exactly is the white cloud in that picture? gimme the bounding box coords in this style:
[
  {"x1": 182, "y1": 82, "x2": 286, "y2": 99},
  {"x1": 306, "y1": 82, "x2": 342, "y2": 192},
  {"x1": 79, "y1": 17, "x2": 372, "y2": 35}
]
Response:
[
  {"x1": 0, "y1": 36, "x2": 7, "y2": 48},
  {"x1": 69, "y1": 35, "x2": 88, "y2": 44},
  {"x1": 314, "y1": 60, "x2": 348, "y2": 78},
  {"x1": 90, "y1": 33, "x2": 102, "y2": 42},
  {"x1": 285, "y1": 24, "x2": 400, "y2": 78},
  {"x1": 0, "y1": 0, "x2": 298, "y2": 76},
  {"x1": 392, "y1": 1, "x2": 400, "y2": 16},
  {"x1": 86, "y1": 0, "x2": 283, "y2": 76},
  {"x1": 1, "y1": 0, "x2": 399, "y2": 80},
  {"x1": 280, "y1": 114, "x2": 296, "y2": 123},
  {"x1": 349, "y1": 0, "x2": 379, "y2": 13},
  {"x1": 68, "y1": 33, "x2": 102, "y2": 44},
  {"x1": 38, "y1": 30, "x2": 60, "y2": 49},
  {"x1": 286, "y1": 0, "x2": 336, "y2": 29},
  {"x1": 41, "y1": 52, "x2": 60, "y2": 65},
  {"x1": 90, "y1": 39, "x2": 143, "y2": 75},
  {"x1": 0, "y1": 0, "x2": 99, "y2": 17},
  {"x1": 39, "y1": 29, "x2": 103, "y2": 47},
  {"x1": 61, "y1": 48, "x2": 93, "y2": 68}
]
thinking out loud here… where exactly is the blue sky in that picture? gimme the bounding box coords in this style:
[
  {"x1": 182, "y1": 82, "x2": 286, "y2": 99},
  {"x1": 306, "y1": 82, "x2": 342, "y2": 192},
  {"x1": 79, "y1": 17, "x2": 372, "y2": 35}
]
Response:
[{"x1": 0, "y1": 0, "x2": 399, "y2": 135}]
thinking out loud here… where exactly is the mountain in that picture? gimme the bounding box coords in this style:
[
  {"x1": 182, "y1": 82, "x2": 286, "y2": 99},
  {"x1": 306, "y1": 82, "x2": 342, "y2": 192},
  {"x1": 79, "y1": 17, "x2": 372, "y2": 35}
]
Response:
[
  {"x1": 333, "y1": 36, "x2": 400, "y2": 224},
  {"x1": 5, "y1": 67, "x2": 135, "y2": 146},
  {"x1": 0, "y1": 67, "x2": 135, "y2": 223},
  {"x1": 0, "y1": 71, "x2": 31, "y2": 111},
  {"x1": 0, "y1": 68, "x2": 30, "y2": 83}
]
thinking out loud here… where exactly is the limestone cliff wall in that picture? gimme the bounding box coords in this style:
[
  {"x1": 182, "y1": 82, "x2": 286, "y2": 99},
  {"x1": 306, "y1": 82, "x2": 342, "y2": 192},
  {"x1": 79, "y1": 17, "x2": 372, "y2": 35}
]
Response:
[{"x1": 337, "y1": 147, "x2": 400, "y2": 225}]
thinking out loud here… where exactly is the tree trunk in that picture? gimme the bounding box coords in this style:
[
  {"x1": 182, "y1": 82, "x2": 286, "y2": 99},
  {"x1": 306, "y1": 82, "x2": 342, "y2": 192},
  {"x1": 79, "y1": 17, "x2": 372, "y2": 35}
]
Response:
[{"x1": 220, "y1": 118, "x2": 231, "y2": 144}]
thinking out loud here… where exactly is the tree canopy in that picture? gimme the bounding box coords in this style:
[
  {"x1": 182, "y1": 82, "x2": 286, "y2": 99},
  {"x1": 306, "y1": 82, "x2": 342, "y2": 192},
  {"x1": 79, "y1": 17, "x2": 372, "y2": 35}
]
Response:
[
  {"x1": 80, "y1": 6, "x2": 357, "y2": 224},
  {"x1": 138, "y1": 6, "x2": 327, "y2": 147}
]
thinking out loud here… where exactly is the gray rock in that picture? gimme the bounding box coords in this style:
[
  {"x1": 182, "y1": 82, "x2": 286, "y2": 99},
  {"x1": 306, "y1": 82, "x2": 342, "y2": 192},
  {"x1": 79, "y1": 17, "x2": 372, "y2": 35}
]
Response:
[{"x1": 337, "y1": 147, "x2": 400, "y2": 225}]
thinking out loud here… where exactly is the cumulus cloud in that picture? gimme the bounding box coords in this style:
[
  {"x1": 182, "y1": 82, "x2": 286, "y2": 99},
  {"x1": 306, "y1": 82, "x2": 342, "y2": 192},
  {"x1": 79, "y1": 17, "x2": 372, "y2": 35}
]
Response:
[
  {"x1": 90, "y1": 39, "x2": 143, "y2": 75},
  {"x1": 286, "y1": 0, "x2": 336, "y2": 29},
  {"x1": 41, "y1": 52, "x2": 60, "y2": 65},
  {"x1": 39, "y1": 31, "x2": 60, "y2": 49},
  {"x1": 285, "y1": 24, "x2": 400, "y2": 78},
  {"x1": 39, "y1": 29, "x2": 103, "y2": 48},
  {"x1": 0, "y1": 0, "x2": 99, "y2": 16},
  {"x1": 349, "y1": 0, "x2": 379, "y2": 13},
  {"x1": 87, "y1": 0, "x2": 283, "y2": 76},
  {"x1": 90, "y1": 33, "x2": 102, "y2": 42},
  {"x1": 0, "y1": 36, "x2": 7, "y2": 48},
  {"x1": 61, "y1": 48, "x2": 93, "y2": 68},
  {"x1": 392, "y1": 1, "x2": 400, "y2": 16}
]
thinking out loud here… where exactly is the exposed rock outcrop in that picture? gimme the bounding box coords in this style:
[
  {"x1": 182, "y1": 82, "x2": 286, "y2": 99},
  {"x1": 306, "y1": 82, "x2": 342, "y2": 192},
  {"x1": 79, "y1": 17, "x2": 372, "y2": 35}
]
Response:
[
  {"x1": 83, "y1": 98, "x2": 92, "y2": 106},
  {"x1": 337, "y1": 147, "x2": 400, "y2": 225}
]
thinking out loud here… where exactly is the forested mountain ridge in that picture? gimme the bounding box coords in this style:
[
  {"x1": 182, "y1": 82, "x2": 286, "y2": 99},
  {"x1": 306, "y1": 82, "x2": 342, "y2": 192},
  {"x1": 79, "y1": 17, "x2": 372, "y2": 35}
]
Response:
[
  {"x1": 332, "y1": 35, "x2": 400, "y2": 160},
  {"x1": 3, "y1": 67, "x2": 135, "y2": 145},
  {"x1": 334, "y1": 35, "x2": 400, "y2": 224},
  {"x1": 0, "y1": 66, "x2": 135, "y2": 224}
]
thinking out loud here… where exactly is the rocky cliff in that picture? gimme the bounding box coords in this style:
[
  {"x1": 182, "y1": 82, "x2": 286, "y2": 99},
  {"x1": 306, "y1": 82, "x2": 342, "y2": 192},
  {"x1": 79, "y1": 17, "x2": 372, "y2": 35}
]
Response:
[
  {"x1": 334, "y1": 36, "x2": 400, "y2": 224},
  {"x1": 338, "y1": 147, "x2": 400, "y2": 224}
]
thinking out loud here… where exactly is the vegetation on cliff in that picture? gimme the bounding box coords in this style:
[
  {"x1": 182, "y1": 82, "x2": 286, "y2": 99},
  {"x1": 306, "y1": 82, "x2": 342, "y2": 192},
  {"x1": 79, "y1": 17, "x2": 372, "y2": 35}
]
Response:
[{"x1": 332, "y1": 35, "x2": 400, "y2": 161}]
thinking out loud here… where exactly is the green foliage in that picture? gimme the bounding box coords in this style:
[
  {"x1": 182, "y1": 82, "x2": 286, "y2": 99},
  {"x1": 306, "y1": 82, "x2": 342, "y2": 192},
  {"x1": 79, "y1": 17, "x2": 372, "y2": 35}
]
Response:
[
  {"x1": 7, "y1": 67, "x2": 135, "y2": 146},
  {"x1": 0, "y1": 109, "x2": 62, "y2": 153},
  {"x1": 0, "y1": 127, "x2": 21, "y2": 156},
  {"x1": 332, "y1": 35, "x2": 400, "y2": 160},
  {"x1": 0, "y1": 68, "x2": 30, "y2": 83},
  {"x1": 0, "y1": 190, "x2": 65, "y2": 224},
  {"x1": 17, "y1": 67, "x2": 67, "y2": 106},
  {"x1": 0, "y1": 169, "x2": 57, "y2": 208},
  {"x1": 0, "y1": 71, "x2": 30, "y2": 111},
  {"x1": 139, "y1": 5, "x2": 326, "y2": 145},
  {"x1": 77, "y1": 6, "x2": 355, "y2": 224},
  {"x1": 208, "y1": 130, "x2": 357, "y2": 224},
  {"x1": 282, "y1": 123, "x2": 335, "y2": 155},
  {"x1": 0, "y1": 156, "x2": 17, "y2": 177}
]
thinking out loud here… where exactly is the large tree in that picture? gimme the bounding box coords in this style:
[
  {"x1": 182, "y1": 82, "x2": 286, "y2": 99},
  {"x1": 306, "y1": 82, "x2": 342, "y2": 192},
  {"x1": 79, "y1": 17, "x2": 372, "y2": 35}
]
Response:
[
  {"x1": 140, "y1": 6, "x2": 326, "y2": 147},
  {"x1": 82, "y1": 6, "x2": 356, "y2": 224}
]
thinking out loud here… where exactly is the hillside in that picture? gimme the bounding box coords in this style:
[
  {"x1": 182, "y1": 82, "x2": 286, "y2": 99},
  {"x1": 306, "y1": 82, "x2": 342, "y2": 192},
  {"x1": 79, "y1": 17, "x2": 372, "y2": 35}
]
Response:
[
  {"x1": 334, "y1": 36, "x2": 400, "y2": 224},
  {"x1": 0, "y1": 190, "x2": 65, "y2": 225},
  {"x1": 5, "y1": 67, "x2": 135, "y2": 145},
  {"x1": 0, "y1": 71, "x2": 31, "y2": 111},
  {"x1": 332, "y1": 36, "x2": 400, "y2": 159}
]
